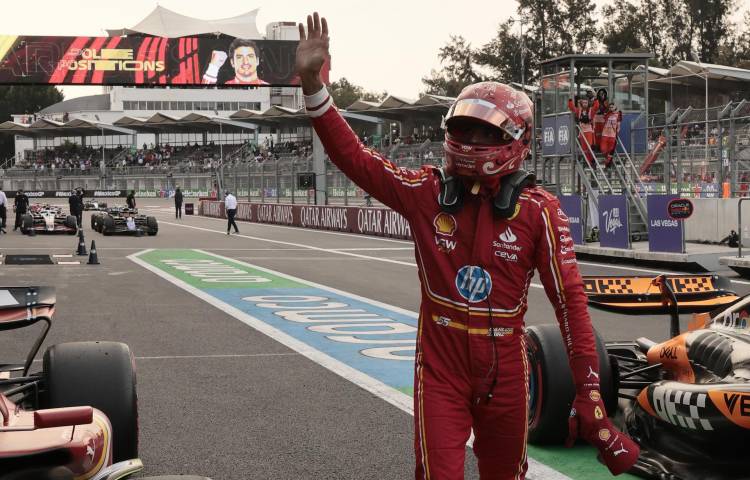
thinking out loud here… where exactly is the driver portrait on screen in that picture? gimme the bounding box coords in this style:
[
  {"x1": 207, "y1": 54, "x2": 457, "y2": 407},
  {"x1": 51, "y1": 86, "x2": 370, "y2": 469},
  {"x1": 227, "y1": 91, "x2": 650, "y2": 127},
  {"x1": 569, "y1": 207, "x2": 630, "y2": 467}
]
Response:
[{"x1": 202, "y1": 38, "x2": 269, "y2": 85}]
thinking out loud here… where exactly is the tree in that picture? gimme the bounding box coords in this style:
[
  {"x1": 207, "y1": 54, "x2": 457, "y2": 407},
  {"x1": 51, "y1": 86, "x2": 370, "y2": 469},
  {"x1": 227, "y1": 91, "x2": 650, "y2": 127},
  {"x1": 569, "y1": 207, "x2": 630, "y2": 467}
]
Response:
[
  {"x1": 475, "y1": 20, "x2": 527, "y2": 85},
  {"x1": 421, "y1": 36, "x2": 483, "y2": 96},
  {"x1": 559, "y1": 0, "x2": 598, "y2": 53},
  {"x1": 0, "y1": 86, "x2": 63, "y2": 160},
  {"x1": 599, "y1": 2, "x2": 648, "y2": 53},
  {"x1": 718, "y1": 11, "x2": 750, "y2": 68},
  {"x1": 329, "y1": 77, "x2": 385, "y2": 109},
  {"x1": 684, "y1": 0, "x2": 734, "y2": 63}
]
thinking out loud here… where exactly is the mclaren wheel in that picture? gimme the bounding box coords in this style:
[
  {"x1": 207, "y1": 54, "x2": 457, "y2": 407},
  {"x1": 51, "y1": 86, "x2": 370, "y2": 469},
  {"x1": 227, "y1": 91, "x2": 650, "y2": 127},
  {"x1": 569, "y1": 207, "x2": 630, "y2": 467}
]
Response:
[
  {"x1": 43, "y1": 341, "x2": 138, "y2": 463},
  {"x1": 525, "y1": 324, "x2": 616, "y2": 444}
]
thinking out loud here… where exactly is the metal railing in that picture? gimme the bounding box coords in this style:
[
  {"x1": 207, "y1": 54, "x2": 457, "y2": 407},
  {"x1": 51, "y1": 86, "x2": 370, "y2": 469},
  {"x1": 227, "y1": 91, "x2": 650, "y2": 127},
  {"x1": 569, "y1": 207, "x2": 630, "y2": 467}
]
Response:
[{"x1": 630, "y1": 101, "x2": 750, "y2": 198}]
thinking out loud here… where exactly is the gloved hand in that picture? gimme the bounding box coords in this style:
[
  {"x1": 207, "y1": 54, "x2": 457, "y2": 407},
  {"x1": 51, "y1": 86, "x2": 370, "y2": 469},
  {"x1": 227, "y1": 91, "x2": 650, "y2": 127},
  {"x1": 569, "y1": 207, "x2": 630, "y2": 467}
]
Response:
[
  {"x1": 203, "y1": 50, "x2": 228, "y2": 82},
  {"x1": 566, "y1": 387, "x2": 640, "y2": 475},
  {"x1": 567, "y1": 357, "x2": 639, "y2": 475}
]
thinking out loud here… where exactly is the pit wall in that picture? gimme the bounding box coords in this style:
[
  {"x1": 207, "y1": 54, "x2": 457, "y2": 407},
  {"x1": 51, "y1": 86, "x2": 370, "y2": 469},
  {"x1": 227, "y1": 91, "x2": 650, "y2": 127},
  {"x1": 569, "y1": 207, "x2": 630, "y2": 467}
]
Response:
[
  {"x1": 684, "y1": 198, "x2": 744, "y2": 243},
  {"x1": 200, "y1": 199, "x2": 739, "y2": 245},
  {"x1": 199, "y1": 201, "x2": 413, "y2": 240}
]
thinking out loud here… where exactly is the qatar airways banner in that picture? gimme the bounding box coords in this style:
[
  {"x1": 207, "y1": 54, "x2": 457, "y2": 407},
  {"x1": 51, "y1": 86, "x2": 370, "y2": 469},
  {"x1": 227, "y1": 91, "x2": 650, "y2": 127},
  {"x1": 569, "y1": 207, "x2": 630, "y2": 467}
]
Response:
[
  {"x1": 200, "y1": 201, "x2": 413, "y2": 240},
  {"x1": 0, "y1": 35, "x2": 330, "y2": 86}
]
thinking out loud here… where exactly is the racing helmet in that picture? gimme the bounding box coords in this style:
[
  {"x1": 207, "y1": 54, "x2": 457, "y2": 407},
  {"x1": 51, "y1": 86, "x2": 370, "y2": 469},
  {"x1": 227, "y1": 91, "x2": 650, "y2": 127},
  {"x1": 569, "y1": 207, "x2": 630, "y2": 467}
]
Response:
[{"x1": 443, "y1": 82, "x2": 533, "y2": 180}]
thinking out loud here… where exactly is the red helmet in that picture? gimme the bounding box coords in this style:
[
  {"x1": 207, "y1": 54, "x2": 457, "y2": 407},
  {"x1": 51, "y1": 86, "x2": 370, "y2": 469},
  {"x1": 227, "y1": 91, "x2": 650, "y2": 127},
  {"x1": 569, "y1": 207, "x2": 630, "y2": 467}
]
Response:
[{"x1": 444, "y1": 82, "x2": 533, "y2": 179}]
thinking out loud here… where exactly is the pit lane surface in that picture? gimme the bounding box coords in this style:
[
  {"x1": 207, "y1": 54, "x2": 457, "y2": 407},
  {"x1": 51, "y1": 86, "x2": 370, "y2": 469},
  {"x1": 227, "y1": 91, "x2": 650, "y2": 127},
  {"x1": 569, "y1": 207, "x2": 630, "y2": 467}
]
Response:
[{"x1": 1, "y1": 199, "x2": 747, "y2": 480}]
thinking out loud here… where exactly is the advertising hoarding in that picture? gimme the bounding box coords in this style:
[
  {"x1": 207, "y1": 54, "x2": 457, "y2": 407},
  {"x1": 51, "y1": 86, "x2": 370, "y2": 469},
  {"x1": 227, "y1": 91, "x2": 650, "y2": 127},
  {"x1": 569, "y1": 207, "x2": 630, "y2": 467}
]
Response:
[{"x1": 0, "y1": 35, "x2": 330, "y2": 87}]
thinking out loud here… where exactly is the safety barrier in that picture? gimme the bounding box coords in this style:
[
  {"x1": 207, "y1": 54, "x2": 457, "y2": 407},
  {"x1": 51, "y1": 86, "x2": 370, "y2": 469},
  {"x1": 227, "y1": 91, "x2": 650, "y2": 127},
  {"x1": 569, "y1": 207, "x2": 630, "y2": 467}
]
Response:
[{"x1": 200, "y1": 201, "x2": 413, "y2": 240}]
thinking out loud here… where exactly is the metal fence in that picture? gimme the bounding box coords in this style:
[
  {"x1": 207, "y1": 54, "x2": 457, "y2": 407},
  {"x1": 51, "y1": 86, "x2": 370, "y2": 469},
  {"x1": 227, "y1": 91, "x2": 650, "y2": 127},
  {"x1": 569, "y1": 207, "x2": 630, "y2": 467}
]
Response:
[{"x1": 629, "y1": 101, "x2": 750, "y2": 198}]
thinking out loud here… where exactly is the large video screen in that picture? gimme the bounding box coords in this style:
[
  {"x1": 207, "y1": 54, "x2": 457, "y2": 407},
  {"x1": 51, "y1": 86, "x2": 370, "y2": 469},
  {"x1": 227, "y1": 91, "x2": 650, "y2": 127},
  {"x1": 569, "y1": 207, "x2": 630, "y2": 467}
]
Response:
[{"x1": 0, "y1": 35, "x2": 329, "y2": 87}]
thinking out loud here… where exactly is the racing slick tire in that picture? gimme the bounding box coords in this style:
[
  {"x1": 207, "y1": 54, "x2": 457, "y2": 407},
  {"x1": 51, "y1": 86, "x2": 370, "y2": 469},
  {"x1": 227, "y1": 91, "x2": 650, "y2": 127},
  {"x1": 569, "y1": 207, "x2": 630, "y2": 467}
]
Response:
[
  {"x1": 20, "y1": 214, "x2": 33, "y2": 234},
  {"x1": 90, "y1": 215, "x2": 98, "y2": 231},
  {"x1": 42, "y1": 341, "x2": 138, "y2": 463},
  {"x1": 102, "y1": 216, "x2": 114, "y2": 236},
  {"x1": 64, "y1": 215, "x2": 77, "y2": 234},
  {"x1": 146, "y1": 216, "x2": 158, "y2": 236},
  {"x1": 525, "y1": 324, "x2": 615, "y2": 444}
]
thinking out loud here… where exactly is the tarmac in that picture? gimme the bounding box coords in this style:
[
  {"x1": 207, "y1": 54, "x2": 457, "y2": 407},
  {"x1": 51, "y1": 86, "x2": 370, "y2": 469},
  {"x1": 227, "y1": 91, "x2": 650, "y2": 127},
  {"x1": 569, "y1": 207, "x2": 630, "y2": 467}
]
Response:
[{"x1": 1, "y1": 198, "x2": 748, "y2": 480}]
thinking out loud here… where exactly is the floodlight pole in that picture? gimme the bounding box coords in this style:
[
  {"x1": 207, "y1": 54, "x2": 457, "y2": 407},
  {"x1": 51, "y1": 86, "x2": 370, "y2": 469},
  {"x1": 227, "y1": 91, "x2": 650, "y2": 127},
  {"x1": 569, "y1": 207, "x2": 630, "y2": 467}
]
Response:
[
  {"x1": 101, "y1": 126, "x2": 106, "y2": 189},
  {"x1": 510, "y1": 17, "x2": 526, "y2": 89},
  {"x1": 692, "y1": 53, "x2": 709, "y2": 167},
  {"x1": 520, "y1": 20, "x2": 525, "y2": 90}
]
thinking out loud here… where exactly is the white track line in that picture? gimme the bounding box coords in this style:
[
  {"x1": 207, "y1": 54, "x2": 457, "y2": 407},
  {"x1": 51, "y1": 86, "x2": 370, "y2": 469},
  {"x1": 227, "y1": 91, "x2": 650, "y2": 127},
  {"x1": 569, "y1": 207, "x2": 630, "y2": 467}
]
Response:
[
  {"x1": 165, "y1": 211, "x2": 750, "y2": 288},
  {"x1": 334, "y1": 247, "x2": 413, "y2": 251},
  {"x1": 136, "y1": 353, "x2": 299, "y2": 360},
  {"x1": 153, "y1": 210, "x2": 413, "y2": 245},
  {"x1": 232, "y1": 256, "x2": 416, "y2": 262},
  {"x1": 162, "y1": 218, "x2": 749, "y2": 292},
  {"x1": 159, "y1": 220, "x2": 547, "y2": 289},
  {"x1": 128, "y1": 248, "x2": 414, "y2": 412},
  {"x1": 129, "y1": 248, "x2": 569, "y2": 480},
  {"x1": 159, "y1": 221, "x2": 420, "y2": 268}
]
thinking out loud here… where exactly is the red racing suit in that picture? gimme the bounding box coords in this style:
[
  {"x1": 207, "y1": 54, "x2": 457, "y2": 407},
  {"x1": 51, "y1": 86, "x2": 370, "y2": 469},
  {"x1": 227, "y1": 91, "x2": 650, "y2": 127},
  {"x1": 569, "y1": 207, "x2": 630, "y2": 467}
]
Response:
[
  {"x1": 306, "y1": 90, "x2": 600, "y2": 479},
  {"x1": 568, "y1": 99, "x2": 596, "y2": 164},
  {"x1": 600, "y1": 110, "x2": 623, "y2": 166}
]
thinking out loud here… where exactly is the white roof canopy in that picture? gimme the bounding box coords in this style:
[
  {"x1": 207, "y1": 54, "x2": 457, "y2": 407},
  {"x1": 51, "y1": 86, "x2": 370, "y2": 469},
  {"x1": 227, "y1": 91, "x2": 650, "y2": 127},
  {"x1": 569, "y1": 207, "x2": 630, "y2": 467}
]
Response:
[{"x1": 107, "y1": 6, "x2": 262, "y2": 39}]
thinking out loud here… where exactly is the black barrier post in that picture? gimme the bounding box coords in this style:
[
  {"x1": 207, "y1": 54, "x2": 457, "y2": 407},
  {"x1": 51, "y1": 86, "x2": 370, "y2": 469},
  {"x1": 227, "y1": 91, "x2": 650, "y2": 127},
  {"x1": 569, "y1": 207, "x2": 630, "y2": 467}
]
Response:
[
  {"x1": 291, "y1": 159, "x2": 296, "y2": 204},
  {"x1": 739, "y1": 198, "x2": 749, "y2": 258}
]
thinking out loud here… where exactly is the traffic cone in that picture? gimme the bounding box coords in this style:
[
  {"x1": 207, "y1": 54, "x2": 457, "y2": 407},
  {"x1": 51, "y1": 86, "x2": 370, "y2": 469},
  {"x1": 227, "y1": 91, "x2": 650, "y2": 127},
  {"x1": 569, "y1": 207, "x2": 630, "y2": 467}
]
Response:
[
  {"x1": 76, "y1": 229, "x2": 87, "y2": 256},
  {"x1": 87, "y1": 240, "x2": 99, "y2": 265}
]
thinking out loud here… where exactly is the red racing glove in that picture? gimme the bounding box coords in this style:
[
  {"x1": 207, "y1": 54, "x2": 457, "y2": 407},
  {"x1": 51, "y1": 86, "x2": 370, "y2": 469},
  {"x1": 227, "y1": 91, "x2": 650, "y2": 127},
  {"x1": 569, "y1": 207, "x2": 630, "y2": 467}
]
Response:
[{"x1": 567, "y1": 360, "x2": 640, "y2": 476}]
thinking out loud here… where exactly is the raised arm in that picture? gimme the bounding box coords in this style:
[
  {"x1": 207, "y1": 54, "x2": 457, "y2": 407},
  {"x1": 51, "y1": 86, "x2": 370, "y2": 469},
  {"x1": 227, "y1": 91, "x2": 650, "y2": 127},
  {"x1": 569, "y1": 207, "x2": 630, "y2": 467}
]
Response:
[{"x1": 295, "y1": 13, "x2": 430, "y2": 216}]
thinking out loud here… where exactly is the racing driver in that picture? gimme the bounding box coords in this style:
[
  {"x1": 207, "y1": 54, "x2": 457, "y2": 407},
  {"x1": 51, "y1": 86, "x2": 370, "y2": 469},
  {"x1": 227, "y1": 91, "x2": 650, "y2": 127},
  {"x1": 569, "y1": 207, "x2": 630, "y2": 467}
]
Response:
[{"x1": 296, "y1": 13, "x2": 639, "y2": 479}]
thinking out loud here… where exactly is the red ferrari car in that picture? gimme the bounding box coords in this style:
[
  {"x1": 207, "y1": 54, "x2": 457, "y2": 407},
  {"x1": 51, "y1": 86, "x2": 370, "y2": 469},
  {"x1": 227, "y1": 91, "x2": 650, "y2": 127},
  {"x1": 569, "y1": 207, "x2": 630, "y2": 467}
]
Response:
[{"x1": 0, "y1": 286, "x2": 210, "y2": 480}]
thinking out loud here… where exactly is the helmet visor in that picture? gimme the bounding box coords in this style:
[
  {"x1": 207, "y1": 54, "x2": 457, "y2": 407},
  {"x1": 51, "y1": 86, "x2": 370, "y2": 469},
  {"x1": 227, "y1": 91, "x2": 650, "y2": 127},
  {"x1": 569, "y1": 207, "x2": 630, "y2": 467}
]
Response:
[{"x1": 445, "y1": 98, "x2": 525, "y2": 141}]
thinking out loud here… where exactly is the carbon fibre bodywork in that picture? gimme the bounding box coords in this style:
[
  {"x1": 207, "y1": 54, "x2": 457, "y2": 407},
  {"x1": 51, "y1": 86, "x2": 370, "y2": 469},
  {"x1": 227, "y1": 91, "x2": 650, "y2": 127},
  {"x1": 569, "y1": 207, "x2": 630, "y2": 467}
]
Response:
[
  {"x1": 527, "y1": 274, "x2": 750, "y2": 480},
  {"x1": 591, "y1": 275, "x2": 750, "y2": 479},
  {"x1": 91, "y1": 207, "x2": 158, "y2": 236}
]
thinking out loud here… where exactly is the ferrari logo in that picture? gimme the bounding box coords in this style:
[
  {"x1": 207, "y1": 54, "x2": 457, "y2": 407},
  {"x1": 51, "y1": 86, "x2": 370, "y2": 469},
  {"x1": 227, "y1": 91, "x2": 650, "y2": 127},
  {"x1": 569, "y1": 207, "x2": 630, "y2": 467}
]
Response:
[{"x1": 594, "y1": 406, "x2": 604, "y2": 420}]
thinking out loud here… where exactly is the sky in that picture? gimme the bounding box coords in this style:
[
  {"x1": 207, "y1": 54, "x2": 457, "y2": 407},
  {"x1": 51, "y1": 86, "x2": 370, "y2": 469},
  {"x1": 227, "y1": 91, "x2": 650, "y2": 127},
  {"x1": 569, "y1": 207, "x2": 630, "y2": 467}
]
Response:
[{"x1": 0, "y1": 0, "x2": 748, "y2": 101}]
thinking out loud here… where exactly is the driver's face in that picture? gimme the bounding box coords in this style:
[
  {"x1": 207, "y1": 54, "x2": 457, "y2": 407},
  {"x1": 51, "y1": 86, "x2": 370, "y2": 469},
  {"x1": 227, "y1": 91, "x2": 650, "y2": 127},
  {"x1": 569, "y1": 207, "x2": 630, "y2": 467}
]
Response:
[
  {"x1": 231, "y1": 46, "x2": 258, "y2": 80},
  {"x1": 447, "y1": 117, "x2": 512, "y2": 145}
]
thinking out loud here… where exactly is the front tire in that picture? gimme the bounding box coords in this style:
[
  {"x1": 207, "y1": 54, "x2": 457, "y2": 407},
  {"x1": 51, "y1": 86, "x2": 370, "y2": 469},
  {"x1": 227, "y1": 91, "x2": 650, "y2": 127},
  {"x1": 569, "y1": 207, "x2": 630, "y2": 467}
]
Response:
[
  {"x1": 43, "y1": 341, "x2": 138, "y2": 463},
  {"x1": 102, "y1": 216, "x2": 114, "y2": 236},
  {"x1": 64, "y1": 215, "x2": 77, "y2": 234},
  {"x1": 146, "y1": 216, "x2": 158, "y2": 236},
  {"x1": 526, "y1": 324, "x2": 615, "y2": 444},
  {"x1": 21, "y1": 214, "x2": 33, "y2": 234}
]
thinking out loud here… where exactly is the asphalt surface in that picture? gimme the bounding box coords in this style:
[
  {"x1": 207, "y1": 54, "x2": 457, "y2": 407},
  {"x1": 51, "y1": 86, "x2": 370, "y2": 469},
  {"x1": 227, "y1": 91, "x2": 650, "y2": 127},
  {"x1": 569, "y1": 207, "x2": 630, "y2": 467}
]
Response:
[{"x1": 1, "y1": 199, "x2": 748, "y2": 480}]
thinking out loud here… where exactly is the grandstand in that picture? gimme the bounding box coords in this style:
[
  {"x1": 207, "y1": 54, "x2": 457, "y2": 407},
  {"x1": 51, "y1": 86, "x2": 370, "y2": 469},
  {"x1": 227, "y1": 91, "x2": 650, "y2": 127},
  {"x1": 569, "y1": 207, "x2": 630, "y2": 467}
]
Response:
[{"x1": 0, "y1": 10, "x2": 749, "y2": 218}]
